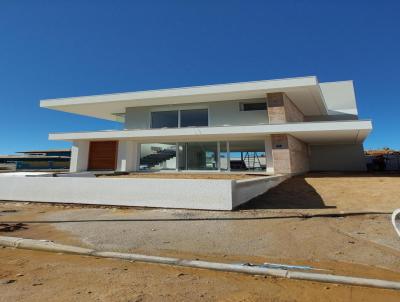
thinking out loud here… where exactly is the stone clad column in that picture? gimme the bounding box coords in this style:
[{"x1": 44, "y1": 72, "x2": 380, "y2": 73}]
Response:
[
  {"x1": 266, "y1": 92, "x2": 307, "y2": 174},
  {"x1": 271, "y1": 134, "x2": 309, "y2": 174},
  {"x1": 271, "y1": 134, "x2": 291, "y2": 174},
  {"x1": 70, "y1": 141, "x2": 89, "y2": 172},
  {"x1": 116, "y1": 141, "x2": 139, "y2": 172},
  {"x1": 266, "y1": 92, "x2": 304, "y2": 123},
  {"x1": 265, "y1": 136, "x2": 274, "y2": 173},
  {"x1": 266, "y1": 93, "x2": 286, "y2": 124}
]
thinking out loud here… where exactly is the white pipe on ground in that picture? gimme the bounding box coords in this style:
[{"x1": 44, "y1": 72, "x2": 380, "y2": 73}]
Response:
[
  {"x1": 1, "y1": 236, "x2": 399, "y2": 290},
  {"x1": 392, "y1": 209, "x2": 400, "y2": 238}
]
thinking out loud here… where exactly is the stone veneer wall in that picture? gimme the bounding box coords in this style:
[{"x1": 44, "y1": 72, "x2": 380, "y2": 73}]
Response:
[
  {"x1": 271, "y1": 134, "x2": 309, "y2": 174},
  {"x1": 270, "y1": 134, "x2": 291, "y2": 174},
  {"x1": 288, "y1": 134, "x2": 309, "y2": 173},
  {"x1": 283, "y1": 93, "x2": 304, "y2": 122},
  {"x1": 266, "y1": 93, "x2": 286, "y2": 124},
  {"x1": 266, "y1": 92, "x2": 304, "y2": 123}
]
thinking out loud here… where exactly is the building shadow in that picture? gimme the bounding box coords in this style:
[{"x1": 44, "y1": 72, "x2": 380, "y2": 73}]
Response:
[{"x1": 237, "y1": 175, "x2": 336, "y2": 210}]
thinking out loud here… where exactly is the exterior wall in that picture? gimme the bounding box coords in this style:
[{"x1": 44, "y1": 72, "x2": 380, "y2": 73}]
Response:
[
  {"x1": 266, "y1": 93, "x2": 286, "y2": 124},
  {"x1": 0, "y1": 176, "x2": 233, "y2": 210},
  {"x1": 288, "y1": 134, "x2": 309, "y2": 173},
  {"x1": 319, "y1": 81, "x2": 358, "y2": 116},
  {"x1": 125, "y1": 107, "x2": 152, "y2": 129},
  {"x1": 116, "y1": 141, "x2": 139, "y2": 172},
  {"x1": 232, "y1": 175, "x2": 289, "y2": 208},
  {"x1": 283, "y1": 93, "x2": 304, "y2": 122},
  {"x1": 309, "y1": 144, "x2": 366, "y2": 171},
  {"x1": 266, "y1": 92, "x2": 304, "y2": 124},
  {"x1": 271, "y1": 134, "x2": 309, "y2": 174},
  {"x1": 124, "y1": 99, "x2": 269, "y2": 129},
  {"x1": 0, "y1": 174, "x2": 287, "y2": 210},
  {"x1": 208, "y1": 100, "x2": 268, "y2": 126},
  {"x1": 70, "y1": 141, "x2": 89, "y2": 172}
]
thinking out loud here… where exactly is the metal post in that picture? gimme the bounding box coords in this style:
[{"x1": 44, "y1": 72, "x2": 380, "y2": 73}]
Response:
[
  {"x1": 227, "y1": 141, "x2": 231, "y2": 172},
  {"x1": 217, "y1": 141, "x2": 221, "y2": 171},
  {"x1": 175, "y1": 142, "x2": 179, "y2": 171}
]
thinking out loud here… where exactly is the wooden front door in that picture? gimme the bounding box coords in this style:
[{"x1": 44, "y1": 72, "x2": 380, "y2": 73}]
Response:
[{"x1": 88, "y1": 141, "x2": 118, "y2": 170}]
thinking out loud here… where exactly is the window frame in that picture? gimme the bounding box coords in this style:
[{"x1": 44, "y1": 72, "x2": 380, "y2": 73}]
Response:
[
  {"x1": 180, "y1": 108, "x2": 209, "y2": 128},
  {"x1": 149, "y1": 106, "x2": 209, "y2": 129},
  {"x1": 239, "y1": 101, "x2": 267, "y2": 112},
  {"x1": 150, "y1": 110, "x2": 179, "y2": 129}
]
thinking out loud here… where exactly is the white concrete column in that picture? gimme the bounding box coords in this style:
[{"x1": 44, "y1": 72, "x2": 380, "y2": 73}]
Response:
[
  {"x1": 265, "y1": 136, "x2": 274, "y2": 174},
  {"x1": 175, "y1": 143, "x2": 179, "y2": 171},
  {"x1": 70, "y1": 141, "x2": 90, "y2": 172},
  {"x1": 116, "y1": 141, "x2": 139, "y2": 172},
  {"x1": 217, "y1": 141, "x2": 221, "y2": 170},
  {"x1": 226, "y1": 141, "x2": 231, "y2": 172}
]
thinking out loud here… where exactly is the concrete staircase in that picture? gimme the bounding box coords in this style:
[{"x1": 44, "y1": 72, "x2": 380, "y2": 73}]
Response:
[{"x1": 140, "y1": 149, "x2": 176, "y2": 168}]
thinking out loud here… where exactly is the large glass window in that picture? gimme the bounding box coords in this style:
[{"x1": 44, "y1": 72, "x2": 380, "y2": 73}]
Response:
[
  {"x1": 139, "y1": 143, "x2": 177, "y2": 170},
  {"x1": 151, "y1": 111, "x2": 178, "y2": 128},
  {"x1": 240, "y1": 102, "x2": 267, "y2": 111},
  {"x1": 178, "y1": 142, "x2": 218, "y2": 170},
  {"x1": 138, "y1": 140, "x2": 267, "y2": 172},
  {"x1": 180, "y1": 109, "x2": 208, "y2": 127},
  {"x1": 228, "y1": 140, "x2": 266, "y2": 171},
  {"x1": 151, "y1": 108, "x2": 208, "y2": 129}
]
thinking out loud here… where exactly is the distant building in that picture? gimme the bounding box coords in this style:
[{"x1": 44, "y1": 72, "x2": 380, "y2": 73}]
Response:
[
  {"x1": 365, "y1": 149, "x2": 400, "y2": 171},
  {"x1": 0, "y1": 149, "x2": 70, "y2": 171}
]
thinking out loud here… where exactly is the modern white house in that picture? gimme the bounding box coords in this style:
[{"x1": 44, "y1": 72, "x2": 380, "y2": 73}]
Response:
[
  {"x1": 40, "y1": 76, "x2": 372, "y2": 175},
  {"x1": 0, "y1": 76, "x2": 373, "y2": 210}
]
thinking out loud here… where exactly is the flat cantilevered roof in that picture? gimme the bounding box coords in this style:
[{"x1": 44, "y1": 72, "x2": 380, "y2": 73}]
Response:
[
  {"x1": 49, "y1": 120, "x2": 372, "y2": 145},
  {"x1": 40, "y1": 76, "x2": 332, "y2": 122}
]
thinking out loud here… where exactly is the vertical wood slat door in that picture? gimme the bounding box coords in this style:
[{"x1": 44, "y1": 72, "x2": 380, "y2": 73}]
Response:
[{"x1": 88, "y1": 141, "x2": 118, "y2": 170}]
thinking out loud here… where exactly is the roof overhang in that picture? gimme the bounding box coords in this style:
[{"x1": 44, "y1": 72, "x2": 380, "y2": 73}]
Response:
[
  {"x1": 49, "y1": 120, "x2": 372, "y2": 145},
  {"x1": 40, "y1": 76, "x2": 328, "y2": 122}
]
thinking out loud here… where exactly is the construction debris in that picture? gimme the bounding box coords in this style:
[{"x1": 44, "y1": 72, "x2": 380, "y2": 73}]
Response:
[{"x1": 0, "y1": 223, "x2": 28, "y2": 232}]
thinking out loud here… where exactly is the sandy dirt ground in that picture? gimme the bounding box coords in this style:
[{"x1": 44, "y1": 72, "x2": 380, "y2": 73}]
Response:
[
  {"x1": 1, "y1": 247, "x2": 400, "y2": 302},
  {"x1": 240, "y1": 172, "x2": 400, "y2": 211},
  {"x1": 1, "y1": 172, "x2": 400, "y2": 301}
]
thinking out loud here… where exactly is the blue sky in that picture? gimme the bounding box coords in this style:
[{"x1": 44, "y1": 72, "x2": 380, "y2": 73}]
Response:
[{"x1": 0, "y1": 1, "x2": 399, "y2": 154}]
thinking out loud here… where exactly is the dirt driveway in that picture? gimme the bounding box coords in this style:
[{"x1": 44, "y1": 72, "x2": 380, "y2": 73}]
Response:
[{"x1": 1, "y1": 172, "x2": 400, "y2": 301}]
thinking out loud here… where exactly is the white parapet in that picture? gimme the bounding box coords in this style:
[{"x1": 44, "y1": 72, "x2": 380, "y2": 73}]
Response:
[{"x1": 0, "y1": 175, "x2": 287, "y2": 210}]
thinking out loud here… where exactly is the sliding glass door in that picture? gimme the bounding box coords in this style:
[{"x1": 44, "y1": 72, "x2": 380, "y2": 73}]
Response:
[
  {"x1": 138, "y1": 140, "x2": 267, "y2": 172},
  {"x1": 178, "y1": 142, "x2": 218, "y2": 170}
]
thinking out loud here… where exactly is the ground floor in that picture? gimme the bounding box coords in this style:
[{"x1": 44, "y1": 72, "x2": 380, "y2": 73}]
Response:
[
  {"x1": 69, "y1": 134, "x2": 367, "y2": 174},
  {"x1": 0, "y1": 133, "x2": 368, "y2": 210}
]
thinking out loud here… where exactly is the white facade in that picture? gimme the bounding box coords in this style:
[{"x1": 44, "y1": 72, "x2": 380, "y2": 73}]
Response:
[
  {"x1": 0, "y1": 76, "x2": 373, "y2": 211},
  {"x1": 0, "y1": 174, "x2": 288, "y2": 210},
  {"x1": 40, "y1": 76, "x2": 372, "y2": 174},
  {"x1": 124, "y1": 99, "x2": 269, "y2": 129}
]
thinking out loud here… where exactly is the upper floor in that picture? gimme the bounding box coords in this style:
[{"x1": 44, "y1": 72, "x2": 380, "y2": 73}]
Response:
[{"x1": 40, "y1": 76, "x2": 362, "y2": 132}]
